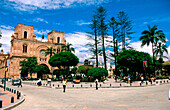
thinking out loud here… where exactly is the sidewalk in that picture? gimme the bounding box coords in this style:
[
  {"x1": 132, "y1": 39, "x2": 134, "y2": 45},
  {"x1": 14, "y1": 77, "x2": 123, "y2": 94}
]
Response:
[
  {"x1": 23, "y1": 78, "x2": 170, "y2": 89},
  {"x1": 0, "y1": 85, "x2": 25, "y2": 110}
]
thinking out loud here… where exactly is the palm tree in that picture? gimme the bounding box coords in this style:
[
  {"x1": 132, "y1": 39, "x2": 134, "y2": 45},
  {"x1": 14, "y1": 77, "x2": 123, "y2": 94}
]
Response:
[
  {"x1": 139, "y1": 25, "x2": 166, "y2": 76},
  {"x1": 154, "y1": 43, "x2": 168, "y2": 59},
  {"x1": 61, "y1": 43, "x2": 75, "y2": 53},
  {"x1": 45, "y1": 47, "x2": 56, "y2": 57},
  {"x1": 154, "y1": 42, "x2": 168, "y2": 74}
]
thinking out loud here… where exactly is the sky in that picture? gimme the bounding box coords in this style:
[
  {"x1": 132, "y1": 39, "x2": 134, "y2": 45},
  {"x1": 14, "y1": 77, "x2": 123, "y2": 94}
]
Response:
[{"x1": 0, "y1": 0, "x2": 170, "y2": 63}]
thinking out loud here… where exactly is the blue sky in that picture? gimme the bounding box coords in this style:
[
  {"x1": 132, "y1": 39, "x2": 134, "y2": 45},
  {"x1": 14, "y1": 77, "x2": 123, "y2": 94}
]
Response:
[{"x1": 0, "y1": 0, "x2": 170, "y2": 62}]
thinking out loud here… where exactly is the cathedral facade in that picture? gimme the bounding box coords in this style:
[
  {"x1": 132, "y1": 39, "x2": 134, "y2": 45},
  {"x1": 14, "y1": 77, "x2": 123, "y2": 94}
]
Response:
[{"x1": 0, "y1": 23, "x2": 66, "y2": 79}]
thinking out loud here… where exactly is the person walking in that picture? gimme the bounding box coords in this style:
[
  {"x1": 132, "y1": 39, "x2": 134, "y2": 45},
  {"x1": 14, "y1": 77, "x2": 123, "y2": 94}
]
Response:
[
  {"x1": 62, "y1": 79, "x2": 67, "y2": 92},
  {"x1": 18, "y1": 79, "x2": 22, "y2": 87},
  {"x1": 37, "y1": 79, "x2": 42, "y2": 87},
  {"x1": 95, "y1": 79, "x2": 98, "y2": 90},
  {"x1": 127, "y1": 76, "x2": 130, "y2": 84},
  {"x1": 141, "y1": 76, "x2": 144, "y2": 83}
]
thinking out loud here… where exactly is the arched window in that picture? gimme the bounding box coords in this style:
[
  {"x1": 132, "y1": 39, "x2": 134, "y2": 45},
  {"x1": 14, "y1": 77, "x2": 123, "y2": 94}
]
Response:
[
  {"x1": 57, "y1": 37, "x2": 60, "y2": 43},
  {"x1": 23, "y1": 44, "x2": 27, "y2": 53},
  {"x1": 24, "y1": 31, "x2": 27, "y2": 38}
]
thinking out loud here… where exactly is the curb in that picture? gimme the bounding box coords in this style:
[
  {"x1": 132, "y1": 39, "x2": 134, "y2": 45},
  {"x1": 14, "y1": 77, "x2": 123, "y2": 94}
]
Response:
[{"x1": 2, "y1": 94, "x2": 25, "y2": 110}]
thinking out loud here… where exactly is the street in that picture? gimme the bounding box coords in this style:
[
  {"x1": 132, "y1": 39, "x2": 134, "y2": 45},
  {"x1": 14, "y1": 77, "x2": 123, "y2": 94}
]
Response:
[{"x1": 5, "y1": 82, "x2": 170, "y2": 110}]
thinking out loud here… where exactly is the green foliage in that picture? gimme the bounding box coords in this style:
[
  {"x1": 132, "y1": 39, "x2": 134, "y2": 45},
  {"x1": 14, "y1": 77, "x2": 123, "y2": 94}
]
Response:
[
  {"x1": 45, "y1": 47, "x2": 56, "y2": 57},
  {"x1": 53, "y1": 69, "x2": 61, "y2": 78},
  {"x1": 36, "y1": 65, "x2": 50, "y2": 78},
  {"x1": 139, "y1": 25, "x2": 167, "y2": 76},
  {"x1": 20, "y1": 57, "x2": 38, "y2": 78},
  {"x1": 117, "y1": 11, "x2": 134, "y2": 50},
  {"x1": 117, "y1": 50, "x2": 153, "y2": 78},
  {"x1": 49, "y1": 52, "x2": 79, "y2": 78},
  {"x1": 156, "y1": 76, "x2": 169, "y2": 79},
  {"x1": 84, "y1": 59, "x2": 90, "y2": 65},
  {"x1": 87, "y1": 67, "x2": 108, "y2": 81},
  {"x1": 70, "y1": 66, "x2": 77, "y2": 74},
  {"x1": 77, "y1": 65, "x2": 93, "y2": 76},
  {"x1": 61, "y1": 43, "x2": 75, "y2": 52},
  {"x1": 49, "y1": 51, "x2": 79, "y2": 68},
  {"x1": 86, "y1": 15, "x2": 100, "y2": 67},
  {"x1": 95, "y1": 6, "x2": 108, "y2": 70}
]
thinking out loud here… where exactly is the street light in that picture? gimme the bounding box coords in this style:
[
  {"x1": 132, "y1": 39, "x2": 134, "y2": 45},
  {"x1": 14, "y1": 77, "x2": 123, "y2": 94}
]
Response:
[{"x1": 4, "y1": 54, "x2": 9, "y2": 91}]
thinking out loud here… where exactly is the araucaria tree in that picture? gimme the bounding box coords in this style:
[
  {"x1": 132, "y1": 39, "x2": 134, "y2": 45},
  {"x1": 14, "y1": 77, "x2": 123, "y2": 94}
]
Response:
[
  {"x1": 86, "y1": 15, "x2": 99, "y2": 67},
  {"x1": 139, "y1": 25, "x2": 166, "y2": 76},
  {"x1": 95, "y1": 6, "x2": 108, "y2": 70},
  {"x1": 48, "y1": 52, "x2": 79, "y2": 78},
  {"x1": 109, "y1": 17, "x2": 119, "y2": 74},
  {"x1": 117, "y1": 11, "x2": 134, "y2": 50}
]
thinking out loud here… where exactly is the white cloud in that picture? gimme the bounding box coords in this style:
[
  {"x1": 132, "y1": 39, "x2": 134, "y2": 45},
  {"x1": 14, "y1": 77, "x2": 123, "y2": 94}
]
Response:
[
  {"x1": 33, "y1": 18, "x2": 48, "y2": 24},
  {"x1": 129, "y1": 41, "x2": 170, "y2": 61},
  {"x1": 34, "y1": 29, "x2": 50, "y2": 35},
  {"x1": 0, "y1": 28, "x2": 14, "y2": 54},
  {"x1": 1, "y1": 25, "x2": 14, "y2": 30},
  {"x1": 65, "y1": 32, "x2": 93, "y2": 62},
  {"x1": 76, "y1": 20, "x2": 91, "y2": 26},
  {"x1": 4, "y1": 0, "x2": 110, "y2": 12}
]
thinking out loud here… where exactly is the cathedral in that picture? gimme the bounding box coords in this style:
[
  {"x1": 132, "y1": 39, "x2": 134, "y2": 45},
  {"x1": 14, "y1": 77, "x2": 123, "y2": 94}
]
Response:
[{"x1": 0, "y1": 23, "x2": 66, "y2": 79}]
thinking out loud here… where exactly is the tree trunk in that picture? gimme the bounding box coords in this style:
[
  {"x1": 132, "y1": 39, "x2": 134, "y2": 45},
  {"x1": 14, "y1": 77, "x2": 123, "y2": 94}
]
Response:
[
  {"x1": 101, "y1": 23, "x2": 107, "y2": 70},
  {"x1": 113, "y1": 28, "x2": 117, "y2": 76},
  {"x1": 152, "y1": 43, "x2": 156, "y2": 77},
  {"x1": 95, "y1": 28, "x2": 98, "y2": 67}
]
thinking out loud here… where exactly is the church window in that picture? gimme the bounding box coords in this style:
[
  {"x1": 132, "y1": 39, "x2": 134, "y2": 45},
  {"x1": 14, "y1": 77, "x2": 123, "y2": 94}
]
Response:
[
  {"x1": 24, "y1": 31, "x2": 27, "y2": 38},
  {"x1": 23, "y1": 44, "x2": 27, "y2": 53},
  {"x1": 57, "y1": 37, "x2": 60, "y2": 43}
]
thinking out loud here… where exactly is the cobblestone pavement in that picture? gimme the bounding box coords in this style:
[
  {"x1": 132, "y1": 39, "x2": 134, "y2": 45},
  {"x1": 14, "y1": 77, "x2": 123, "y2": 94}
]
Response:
[{"x1": 6, "y1": 81, "x2": 170, "y2": 110}]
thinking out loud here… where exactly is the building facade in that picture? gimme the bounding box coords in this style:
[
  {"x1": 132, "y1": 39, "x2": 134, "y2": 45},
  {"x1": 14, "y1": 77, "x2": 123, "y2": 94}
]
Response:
[{"x1": 0, "y1": 23, "x2": 66, "y2": 79}]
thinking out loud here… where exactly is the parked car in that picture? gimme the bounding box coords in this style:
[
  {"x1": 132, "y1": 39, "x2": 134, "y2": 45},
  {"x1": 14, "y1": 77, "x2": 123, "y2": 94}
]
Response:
[{"x1": 12, "y1": 79, "x2": 20, "y2": 85}]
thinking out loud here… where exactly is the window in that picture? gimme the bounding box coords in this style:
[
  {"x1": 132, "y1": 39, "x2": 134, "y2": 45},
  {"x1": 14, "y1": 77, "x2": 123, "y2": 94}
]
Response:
[
  {"x1": 57, "y1": 37, "x2": 60, "y2": 43},
  {"x1": 24, "y1": 31, "x2": 27, "y2": 38},
  {"x1": 23, "y1": 44, "x2": 27, "y2": 53}
]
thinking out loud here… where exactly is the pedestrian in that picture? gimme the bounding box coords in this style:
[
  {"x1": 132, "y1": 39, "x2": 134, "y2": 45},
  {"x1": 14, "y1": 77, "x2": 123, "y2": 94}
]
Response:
[
  {"x1": 127, "y1": 76, "x2": 130, "y2": 84},
  {"x1": 62, "y1": 79, "x2": 67, "y2": 92},
  {"x1": 95, "y1": 79, "x2": 98, "y2": 90},
  {"x1": 37, "y1": 79, "x2": 42, "y2": 86},
  {"x1": 18, "y1": 79, "x2": 22, "y2": 87},
  {"x1": 141, "y1": 76, "x2": 144, "y2": 83}
]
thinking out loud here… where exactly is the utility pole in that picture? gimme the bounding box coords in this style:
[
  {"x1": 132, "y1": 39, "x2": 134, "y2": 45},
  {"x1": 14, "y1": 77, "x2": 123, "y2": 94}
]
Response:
[{"x1": 4, "y1": 59, "x2": 8, "y2": 91}]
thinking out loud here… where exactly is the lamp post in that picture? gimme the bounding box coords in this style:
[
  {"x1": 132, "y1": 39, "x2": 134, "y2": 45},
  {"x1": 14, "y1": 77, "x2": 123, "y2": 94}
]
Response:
[{"x1": 3, "y1": 54, "x2": 9, "y2": 91}]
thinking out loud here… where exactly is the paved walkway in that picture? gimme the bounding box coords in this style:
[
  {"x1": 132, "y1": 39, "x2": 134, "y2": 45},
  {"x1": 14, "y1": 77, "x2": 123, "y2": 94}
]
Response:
[
  {"x1": 11, "y1": 83, "x2": 170, "y2": 110},
  {"x1": 0, "y1": 85, "x2": 24, "y2": 109},
  {"x1": 23, "y1": 78, "x2": 170, "y2": 88}
]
